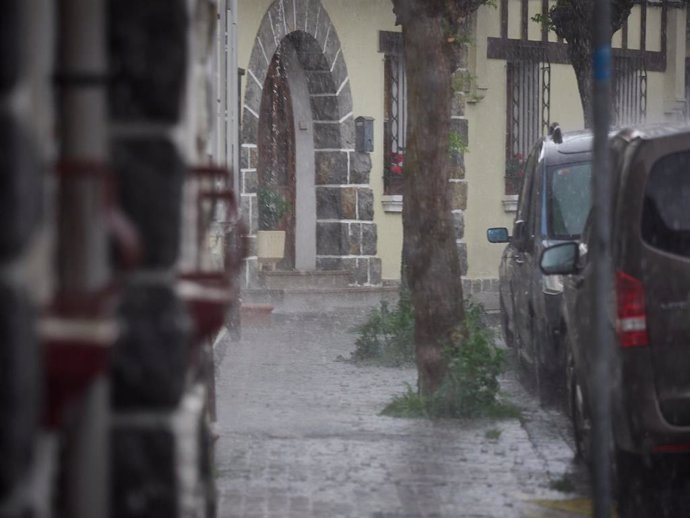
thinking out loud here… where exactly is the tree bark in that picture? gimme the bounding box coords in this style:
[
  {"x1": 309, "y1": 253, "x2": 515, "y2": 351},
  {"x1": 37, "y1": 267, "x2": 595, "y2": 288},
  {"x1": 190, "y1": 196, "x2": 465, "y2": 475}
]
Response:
[
  {"x1": 398, "y1": 3, "x2": 465, "y2": 396},
  {"x1": 550, "y1": 0, "x2": 633, "y2": 129},
  {"x1": 567, "y1": 37, "x2": 593, "y2": 129}
]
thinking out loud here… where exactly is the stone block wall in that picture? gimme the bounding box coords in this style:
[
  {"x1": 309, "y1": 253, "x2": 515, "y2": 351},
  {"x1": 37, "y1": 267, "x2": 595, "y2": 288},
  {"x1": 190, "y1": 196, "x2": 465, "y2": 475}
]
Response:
[
  {"x1": 108, "y1": 1, "x2": 217, "y2": 516},
  {"x1": 313, "y1": 149, "x2": 380, "y2": 285},
  {"x1": 240, "y1": 0, "x2": 382, "y2": 288},
  {"x1": 450, "y1": 63, "x2": 470, "y2": 276},
  {"x1": 0, "y1": 1, "x2": 222, "y2": 516},
  {"x1": 111, "y1": 384, "x2": 214, "y2": 518}
]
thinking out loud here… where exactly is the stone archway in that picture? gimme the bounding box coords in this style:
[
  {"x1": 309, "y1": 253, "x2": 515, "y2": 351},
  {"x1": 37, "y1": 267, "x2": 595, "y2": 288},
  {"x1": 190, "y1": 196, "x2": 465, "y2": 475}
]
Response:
[{"x1": 240, "y1": 0, "x2": 380, "y2": 288}]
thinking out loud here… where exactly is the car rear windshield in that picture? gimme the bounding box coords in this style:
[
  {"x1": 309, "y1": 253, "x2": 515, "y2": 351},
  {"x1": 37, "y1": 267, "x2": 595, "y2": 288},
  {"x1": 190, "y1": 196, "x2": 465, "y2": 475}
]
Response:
[
  {"x1": 642, "y1": 151, "x2": 690, "y2": 257},
  {"x1": 547, "y1": 162, "x2": 592, "y2": 239}
]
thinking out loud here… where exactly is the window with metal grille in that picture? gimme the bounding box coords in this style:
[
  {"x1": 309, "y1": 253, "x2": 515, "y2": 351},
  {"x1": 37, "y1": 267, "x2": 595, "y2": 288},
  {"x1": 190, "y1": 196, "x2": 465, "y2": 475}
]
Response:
[
  {"x1": 613, "y1": 58, "x2": 647, "y2": 126},
  {"x1": 383, "y1": 51, "x2": 407, "y2": 196},
  {"x1": 505, "y1": 60, "x2": 550, "y2": 195},
  {"x1": 686, "y1": 59, "x2": 690, "y2": 120}
]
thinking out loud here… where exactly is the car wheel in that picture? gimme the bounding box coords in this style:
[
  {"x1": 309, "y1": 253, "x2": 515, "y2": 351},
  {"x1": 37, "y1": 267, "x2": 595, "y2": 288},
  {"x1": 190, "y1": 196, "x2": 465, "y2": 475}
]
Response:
[
  {"x1": 568, "y1": 345, "x2": 591, "y2": 461},
  {"x1": 531, "y1": 319, "x2": 554, "y2": 406}
]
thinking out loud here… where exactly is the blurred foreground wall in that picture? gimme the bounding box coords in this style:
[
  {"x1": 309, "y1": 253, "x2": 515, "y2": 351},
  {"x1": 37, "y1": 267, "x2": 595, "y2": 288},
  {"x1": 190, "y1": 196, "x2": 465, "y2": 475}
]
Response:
[{"x1": 0, "y1": 1, "x2": 240, "y2": 517}]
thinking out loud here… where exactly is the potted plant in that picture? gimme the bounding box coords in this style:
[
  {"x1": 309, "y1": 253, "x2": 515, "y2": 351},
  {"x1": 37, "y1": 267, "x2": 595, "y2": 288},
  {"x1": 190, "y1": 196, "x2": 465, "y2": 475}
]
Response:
[{"x1": 256, "y1": 186, "x2": 289, "y2": 266}]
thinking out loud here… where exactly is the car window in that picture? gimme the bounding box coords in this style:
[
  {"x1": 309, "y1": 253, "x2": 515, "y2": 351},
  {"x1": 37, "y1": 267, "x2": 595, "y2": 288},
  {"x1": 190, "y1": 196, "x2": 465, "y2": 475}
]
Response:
[
  {"x1": 641, "y1": 151, "x2": 690, "y2": 257},
  {"x1": 547, "y1": 162, "x2": 592, "y2": 239},
  {"x1": 516, "y1": 144, "x2": 541, "y2": 225}
]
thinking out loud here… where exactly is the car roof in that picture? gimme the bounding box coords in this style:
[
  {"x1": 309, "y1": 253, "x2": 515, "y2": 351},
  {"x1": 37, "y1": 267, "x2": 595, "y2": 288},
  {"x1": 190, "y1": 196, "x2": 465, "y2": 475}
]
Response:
[
  {"x1": 541, "y1": 129, "x2": 593, "y2": 165},
  {"x1": 613, "y1": 123, "x2": 690, "y2": 143},
  {"x1": 536, "y1": 124, "x2": 690, "y2": 166}
]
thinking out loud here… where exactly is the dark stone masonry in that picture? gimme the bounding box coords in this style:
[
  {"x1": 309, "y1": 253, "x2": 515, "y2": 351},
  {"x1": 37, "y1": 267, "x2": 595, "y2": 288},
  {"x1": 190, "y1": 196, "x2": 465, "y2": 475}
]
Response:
[{"x1": 240, "y1": 0, "x2": 381, "y2": 287}]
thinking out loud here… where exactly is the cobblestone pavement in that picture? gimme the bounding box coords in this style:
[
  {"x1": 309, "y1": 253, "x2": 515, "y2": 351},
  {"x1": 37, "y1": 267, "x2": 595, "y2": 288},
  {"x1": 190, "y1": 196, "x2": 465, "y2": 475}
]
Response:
[{"x1": 213, "y1": 311, "x2": 591, "y2": 518}]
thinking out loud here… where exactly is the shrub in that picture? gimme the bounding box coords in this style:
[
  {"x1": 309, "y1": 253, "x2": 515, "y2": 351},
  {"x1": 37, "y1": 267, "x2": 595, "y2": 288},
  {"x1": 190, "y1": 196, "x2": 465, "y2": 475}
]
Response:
[
  {"x1": 380, "y1": 302, "x2": 519, "y2": 419},
  {"x1": 429, "y1": 302, "x2": 506, "y2": 418},
  {"x1": 351, "y1": 294, "x2": 415, "y2": 366},
  {"x1": 257, "y1": 186, "x2": 289, "y2": 230}
]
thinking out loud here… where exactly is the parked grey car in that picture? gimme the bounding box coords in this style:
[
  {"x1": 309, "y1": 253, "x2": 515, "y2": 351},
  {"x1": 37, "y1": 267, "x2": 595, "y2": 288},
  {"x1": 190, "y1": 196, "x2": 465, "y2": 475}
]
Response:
[
  {"x1": 541, "y1": 124, "x2": 690, "y2": 516},
  {"x1": 488, "y1": 128, "x2": 593, "y2": 401}
]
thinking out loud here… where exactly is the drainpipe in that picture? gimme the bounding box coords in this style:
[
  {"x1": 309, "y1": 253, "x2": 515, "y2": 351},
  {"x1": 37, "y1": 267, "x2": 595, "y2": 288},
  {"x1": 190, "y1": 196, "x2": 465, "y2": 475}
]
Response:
[
  {"x1": 590, "y1": 1, "x2": 613, "y2": 517},
  {"x1": 55, "y1": 0, "x2": 110, "y2": 516}
]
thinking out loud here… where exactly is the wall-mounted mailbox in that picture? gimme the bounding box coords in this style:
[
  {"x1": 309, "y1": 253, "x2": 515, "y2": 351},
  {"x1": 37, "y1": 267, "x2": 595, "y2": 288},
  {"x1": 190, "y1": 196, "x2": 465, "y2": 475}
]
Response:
[{"x1": 355, "y1": 116, "x2": 374, "y2": 153}]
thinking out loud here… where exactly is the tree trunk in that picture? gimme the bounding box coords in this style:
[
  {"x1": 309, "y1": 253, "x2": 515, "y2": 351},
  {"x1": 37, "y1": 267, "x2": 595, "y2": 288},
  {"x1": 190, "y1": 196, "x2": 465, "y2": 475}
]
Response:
[
  {"x1": 400, "y1": 7, "x2": 465, "y2": 396},
  {"x1": 567, "y1": 37, "x2": 594, "y2": 129},
  {"x1": 550, "y1": 0, "x2": 634, "y2": 129}
]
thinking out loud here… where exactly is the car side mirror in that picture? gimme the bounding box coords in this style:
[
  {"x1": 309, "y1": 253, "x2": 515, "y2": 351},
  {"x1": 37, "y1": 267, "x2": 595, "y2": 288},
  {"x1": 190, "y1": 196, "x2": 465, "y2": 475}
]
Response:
[
  {"x1": 540, "y1": 242, "x2": 579, "y2": 275},
  {"x1": 487, "y1": 227, "x2": 509, "y2": 243}
]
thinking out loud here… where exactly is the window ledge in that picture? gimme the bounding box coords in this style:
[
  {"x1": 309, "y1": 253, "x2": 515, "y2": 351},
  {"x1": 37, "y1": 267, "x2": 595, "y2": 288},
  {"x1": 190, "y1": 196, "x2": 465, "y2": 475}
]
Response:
[
  {"x1": 382, "y1": 194, "x2": 403, "y2": 213},
  {"x1": 502, "y1": 195, "x2": 518, "y2": 213}
]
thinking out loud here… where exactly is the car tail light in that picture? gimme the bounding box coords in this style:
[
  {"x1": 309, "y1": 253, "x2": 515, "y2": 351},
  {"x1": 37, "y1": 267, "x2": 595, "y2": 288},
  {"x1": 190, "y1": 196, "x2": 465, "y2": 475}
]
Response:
[
  {"x1": 654, "y1": 444, "x2": 690, "y2": 453},
  {"x1": 616, "y1": 270, "x2": 648, "y2": 347}
]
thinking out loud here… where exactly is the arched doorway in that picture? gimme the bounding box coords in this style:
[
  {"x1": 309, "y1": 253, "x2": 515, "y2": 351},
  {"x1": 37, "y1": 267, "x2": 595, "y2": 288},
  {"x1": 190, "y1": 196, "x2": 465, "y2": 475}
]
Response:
[
  {"x1": 257, "y1": 47, "x2": 297, "y2": 269},
  {"x1": 240, "y1": 0, "x2": 380, "y2": 287}
]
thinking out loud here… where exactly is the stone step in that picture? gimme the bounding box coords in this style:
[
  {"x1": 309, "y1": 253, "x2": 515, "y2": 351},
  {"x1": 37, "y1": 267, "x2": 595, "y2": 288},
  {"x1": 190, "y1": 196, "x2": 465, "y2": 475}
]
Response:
[
  {"x1": 241, "y1": 278, "x2": 499, "y2": 316},
  {"x1": 242, "y1": 285, "x2": 400, "y2": 315},
  {"x1": 258, "y1": 270, "x2": 352, "y2": 290}
]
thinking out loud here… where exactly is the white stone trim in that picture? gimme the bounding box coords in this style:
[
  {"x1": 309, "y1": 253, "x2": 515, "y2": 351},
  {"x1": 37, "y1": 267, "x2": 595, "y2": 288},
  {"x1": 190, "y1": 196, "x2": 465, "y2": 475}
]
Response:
[
  {"x1": 330, "y1": 48, "x2": 342, "y2": 71},
  {"x1": 336, "y1": 76, "x2": 349, "y2": 95},
  {"x1": 316, "y1": 219, "x2": 376, "y2": 224},
  {"x1": 247, "y1": 68, "x2": 263, "y2": 90},
  {"x1": 381, "y1": 194, "x2": 403, "y2": 213},
  {"x1": 323, "y1": 24, "x2": 331, "y2": 52},
  {"x1": 292, "y1": 0, "x2": 298, "y2": 31},
  {"x1": 346, "y1": 151, "x2": 351, "y2": 184},
  {"x1": 502, "y1": 194, "x2": 518, "y2": 213},
  {"x1": 316, "y1": 184, "x2": 370, "y2": 188},
  {"x1": 244, "y1": 105, "x2": 259, "y2": 119},
  {"x1": 313, "y1": 4, "x2": 322, "y2": 38},
  {"x1": 268, "y1": 11, "x2": 278, "y2": 47},
  {"x1": 317, "y1": 255, "x2": 378, "y2": 259},
  {"x1": 257, "y1": 36, "x2": 269, "y2": 66},
  {"x1": 280, "y1": 0, "x2": 289, "y2": 35}
]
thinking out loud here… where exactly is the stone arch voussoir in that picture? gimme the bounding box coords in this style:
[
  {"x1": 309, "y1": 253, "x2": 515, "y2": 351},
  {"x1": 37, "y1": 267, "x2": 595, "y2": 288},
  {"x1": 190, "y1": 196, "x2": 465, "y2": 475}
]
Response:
[{"x1": 240, "y1": 0, "x2": 380, "y2": 287}]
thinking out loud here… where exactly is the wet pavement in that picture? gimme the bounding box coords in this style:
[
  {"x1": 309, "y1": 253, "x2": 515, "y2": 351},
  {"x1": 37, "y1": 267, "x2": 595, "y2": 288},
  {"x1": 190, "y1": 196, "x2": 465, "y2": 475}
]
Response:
[{"x1": 213, "y1": 310, "x2": 592, "y2": 517}]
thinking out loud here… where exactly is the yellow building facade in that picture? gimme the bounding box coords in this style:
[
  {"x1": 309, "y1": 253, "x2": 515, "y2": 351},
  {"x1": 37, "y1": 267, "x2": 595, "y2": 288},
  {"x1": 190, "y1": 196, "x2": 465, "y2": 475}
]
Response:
[{"x1": 237, "y1": 0, "x2": 688, "y2": 306}]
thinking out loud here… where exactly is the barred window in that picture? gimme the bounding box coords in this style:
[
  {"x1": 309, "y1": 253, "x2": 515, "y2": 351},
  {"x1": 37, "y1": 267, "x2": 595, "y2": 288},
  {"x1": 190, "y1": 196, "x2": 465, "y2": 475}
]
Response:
[
  {"x1": 380, "y1": 32, "x2": 407, "y2": 196},
  {"x1": 686, "y1": 58, "x2": 690, "y2": 120},
  {"x1": 613, "y1": 58, "x2": 647, "y2": 126},
  {"x1": 505, "y1": 60, "x2": 550, "y2": 195}
]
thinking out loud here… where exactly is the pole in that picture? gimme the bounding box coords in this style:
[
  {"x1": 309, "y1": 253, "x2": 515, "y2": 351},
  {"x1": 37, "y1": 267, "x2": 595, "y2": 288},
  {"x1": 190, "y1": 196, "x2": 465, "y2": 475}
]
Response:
[
  {"x1": 56, "y1": 0, "x2": 109, "y2": 294},
  {"x1": 591, "y1": 0, "x2": 613, "y2": 516},
  {"x1": 56, "y1": 0, "x2": 109, "y2": 516}
]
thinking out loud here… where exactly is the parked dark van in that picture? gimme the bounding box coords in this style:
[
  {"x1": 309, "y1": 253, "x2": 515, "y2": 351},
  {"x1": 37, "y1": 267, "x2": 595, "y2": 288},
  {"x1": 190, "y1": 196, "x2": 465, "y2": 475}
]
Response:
[
  {"x1": 540, "y1": 124, "x2": 690, "y2": 515},
  {"x1": 488, "y1": 128, "x2": 593, "y2": 400}
]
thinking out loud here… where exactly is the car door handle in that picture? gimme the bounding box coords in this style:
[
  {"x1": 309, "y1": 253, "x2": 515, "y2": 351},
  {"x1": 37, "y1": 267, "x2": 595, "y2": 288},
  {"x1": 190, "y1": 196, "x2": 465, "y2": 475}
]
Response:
[{"x1": 515, "y1": 256, "x2": 525, "y2": 265}]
